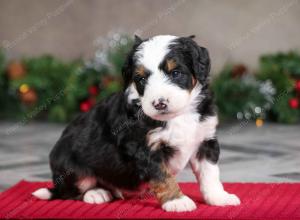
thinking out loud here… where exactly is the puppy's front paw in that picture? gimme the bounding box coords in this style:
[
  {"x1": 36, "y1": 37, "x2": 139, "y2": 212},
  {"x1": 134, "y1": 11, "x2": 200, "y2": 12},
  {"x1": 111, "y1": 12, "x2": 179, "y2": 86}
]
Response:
[
  {"x1": 83, "y1": 188, "x2": 113, "y2": 204},
  {"x1": 204, "y1": 191, "x2": 240, "y2": 206},
  {"x1": 162, "y1": 195, "x2": 197, "y2": 212}
]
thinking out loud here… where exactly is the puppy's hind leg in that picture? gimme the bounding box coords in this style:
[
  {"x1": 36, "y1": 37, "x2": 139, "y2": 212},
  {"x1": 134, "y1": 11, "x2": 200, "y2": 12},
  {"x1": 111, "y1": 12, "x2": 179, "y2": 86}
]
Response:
[
  {"x1": 150, "y1": 164, "x2": 196, "y2": 212},
  {"x1": 33, "y1": 171, "x2": 81, "y2": 200}
]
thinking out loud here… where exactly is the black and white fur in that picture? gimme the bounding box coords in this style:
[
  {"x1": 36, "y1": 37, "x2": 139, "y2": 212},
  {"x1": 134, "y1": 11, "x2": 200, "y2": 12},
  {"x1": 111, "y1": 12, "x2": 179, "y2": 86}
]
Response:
[{"x1": 33, "y1": 35, "x2": 240, "y2": 212}]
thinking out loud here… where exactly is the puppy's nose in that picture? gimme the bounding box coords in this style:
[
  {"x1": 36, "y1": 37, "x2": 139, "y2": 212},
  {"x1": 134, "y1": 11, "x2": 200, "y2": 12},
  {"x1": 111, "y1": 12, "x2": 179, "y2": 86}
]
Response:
[{"x1": 152, "y1": 98, "x2": 168, "y2": 110}]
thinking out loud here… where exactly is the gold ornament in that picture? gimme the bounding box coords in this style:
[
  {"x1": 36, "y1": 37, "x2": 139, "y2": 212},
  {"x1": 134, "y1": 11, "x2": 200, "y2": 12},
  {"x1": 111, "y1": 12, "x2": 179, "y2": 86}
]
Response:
[
  {"x1": 256, "y1": 118, "x2": 264, "y2": 127},
  {"x1": 19, "y1": 84, "x2": 30, "y2": 94}
]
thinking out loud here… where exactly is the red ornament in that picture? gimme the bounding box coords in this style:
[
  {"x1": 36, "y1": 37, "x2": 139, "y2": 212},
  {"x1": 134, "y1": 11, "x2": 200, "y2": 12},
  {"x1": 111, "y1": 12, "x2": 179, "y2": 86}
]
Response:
[
  {"x1": 80, "y1": 101, "x2": 91, "y2": 112},
  {"x1": 289, "y1": 98, "x2": 299, "y2": 109},
  {"x1": 88, "y1": 86, "x2": 99, "y2": 96},
  {"x1": 231, "y1": 64, "x2": 247, "y2": 78},
  {"x1": 295, "y1": 80, "x2": 300, "y2": 92},
  {"x1": 20, "y1": 88, "x2": 38, "y2": 106}
]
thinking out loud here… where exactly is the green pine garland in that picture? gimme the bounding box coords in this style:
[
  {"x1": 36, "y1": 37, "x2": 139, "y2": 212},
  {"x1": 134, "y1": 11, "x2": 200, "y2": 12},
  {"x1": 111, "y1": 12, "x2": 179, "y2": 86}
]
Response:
[
  {"x1": 211, "y1": 66, "x2": 273, "y2": 122},
  {"x1": 1, "y1": 38, "x2": 300, "y2": 124},
  {"x1": 256, "y1": 52, "x2": 300, "y2": 123},
  {"x1": 1, "y1": 35, "x2": 132, "y2": 122}
]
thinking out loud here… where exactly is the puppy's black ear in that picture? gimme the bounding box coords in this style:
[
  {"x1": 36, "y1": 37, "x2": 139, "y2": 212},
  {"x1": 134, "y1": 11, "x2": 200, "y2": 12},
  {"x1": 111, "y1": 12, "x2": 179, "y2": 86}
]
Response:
[
  {"x1": 134, "y1": 35, "x2": 143, "y2": 45},
  {"x1": 122, "y1": 36, "x2": 143, "y2": 89},
  {"x1": 122, "y1": 51, "x2": 135, "y2": 90},
  {"x1": 193, "y1": 45, "x2": 211, "y2": 84},
  {"x1": 187, "y1": 35, "x2": 196, "y2": 39}
]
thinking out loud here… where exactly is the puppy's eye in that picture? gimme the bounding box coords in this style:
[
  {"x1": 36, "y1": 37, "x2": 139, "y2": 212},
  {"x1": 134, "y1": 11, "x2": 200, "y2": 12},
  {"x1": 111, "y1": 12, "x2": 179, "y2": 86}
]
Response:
[
  {"x1": 139, "y1": 77, "x2": 146, "y2": 85},
  {"x1": 134, "y1": 75, "x2": 146, "y2": 85},
  {"x1": 171, "y1": 70, "x2": 182, "y2": 78}
]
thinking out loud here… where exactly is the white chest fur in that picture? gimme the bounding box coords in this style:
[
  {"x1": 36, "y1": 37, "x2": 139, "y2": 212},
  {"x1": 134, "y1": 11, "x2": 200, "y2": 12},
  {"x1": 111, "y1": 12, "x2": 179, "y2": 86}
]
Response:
[{"x1": 150, "y1": 114, "x2": 218, "y2": 175}]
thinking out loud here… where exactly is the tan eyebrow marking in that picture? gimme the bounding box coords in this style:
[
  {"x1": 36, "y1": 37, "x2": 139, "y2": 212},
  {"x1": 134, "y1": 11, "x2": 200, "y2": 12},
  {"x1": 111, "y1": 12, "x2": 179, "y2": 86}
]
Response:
[
  {"x1": 135, "y1": 65, "x2": 146, "y2": 77},
  {"x1": 166, "y1": 59, "x2": 177, "y2": 72}
]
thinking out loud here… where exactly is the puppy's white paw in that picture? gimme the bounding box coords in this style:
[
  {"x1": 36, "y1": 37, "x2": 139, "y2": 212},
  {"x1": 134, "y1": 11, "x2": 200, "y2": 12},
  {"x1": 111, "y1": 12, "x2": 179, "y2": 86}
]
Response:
[
  {"x1": 162, "y1": 195, "x2": 197, "y2": 212},
  {"x1": 83, "y1": 188, "x2": 113, "y2": 204},
  {"x1": 204, "y1": 191, "x2": 240, "y2": 206}
]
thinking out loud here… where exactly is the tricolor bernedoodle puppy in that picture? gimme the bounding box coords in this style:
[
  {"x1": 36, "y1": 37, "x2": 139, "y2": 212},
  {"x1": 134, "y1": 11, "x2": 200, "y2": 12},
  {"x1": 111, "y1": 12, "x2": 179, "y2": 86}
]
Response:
[{"x1": 33, "y1": 35, "x2": 240, "y2": 212}]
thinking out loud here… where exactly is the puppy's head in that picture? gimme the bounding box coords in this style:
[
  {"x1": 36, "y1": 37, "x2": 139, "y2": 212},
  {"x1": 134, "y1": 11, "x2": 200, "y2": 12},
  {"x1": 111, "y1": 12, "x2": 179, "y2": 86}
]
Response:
[{"x1": 123, "y1": 35, "x2": 210, "y2": 121}]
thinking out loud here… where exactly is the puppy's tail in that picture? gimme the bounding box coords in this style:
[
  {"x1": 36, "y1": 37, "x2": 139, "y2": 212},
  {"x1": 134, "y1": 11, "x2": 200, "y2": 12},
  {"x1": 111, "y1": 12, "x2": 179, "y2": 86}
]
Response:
[{"x1": 32, "y1": 188, "x2": 52, "y2": 200}]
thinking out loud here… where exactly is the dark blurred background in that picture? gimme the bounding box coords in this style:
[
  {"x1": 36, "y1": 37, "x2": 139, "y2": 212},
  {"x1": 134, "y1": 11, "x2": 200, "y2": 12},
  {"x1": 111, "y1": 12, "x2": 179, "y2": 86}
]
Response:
[{"x1": 0, "y1": 0, "x2": 300, "y2": 191}]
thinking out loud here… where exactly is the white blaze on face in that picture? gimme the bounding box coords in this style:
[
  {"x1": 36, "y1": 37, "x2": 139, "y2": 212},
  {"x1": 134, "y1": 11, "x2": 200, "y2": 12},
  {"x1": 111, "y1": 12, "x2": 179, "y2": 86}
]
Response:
[{"x1": 135, "y1": 35, "x2": 191, "y2": 121}]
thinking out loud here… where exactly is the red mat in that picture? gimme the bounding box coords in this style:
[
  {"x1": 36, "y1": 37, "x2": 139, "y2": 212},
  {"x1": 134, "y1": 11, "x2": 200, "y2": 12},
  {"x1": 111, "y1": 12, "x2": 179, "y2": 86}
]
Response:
[{"x1": 0, "y1": 181, "x2": 300, "y2": 219}]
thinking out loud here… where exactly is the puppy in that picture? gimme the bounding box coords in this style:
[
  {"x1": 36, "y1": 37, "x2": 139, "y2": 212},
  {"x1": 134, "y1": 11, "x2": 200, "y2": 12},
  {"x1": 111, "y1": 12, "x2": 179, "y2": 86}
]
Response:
[{"x1": 33, "y1": 35, "x2": 240, "y2": 212}]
